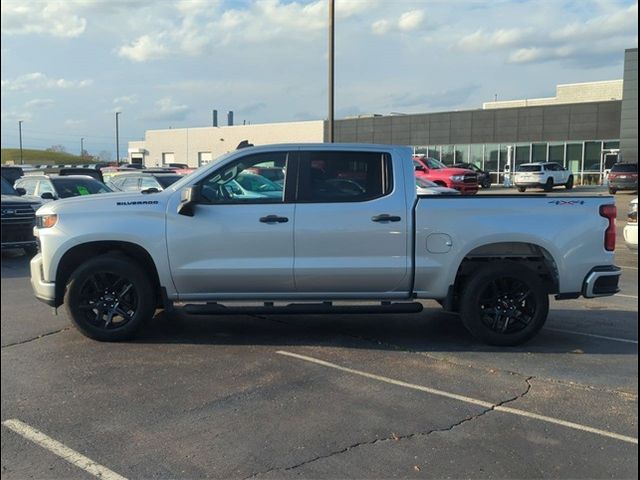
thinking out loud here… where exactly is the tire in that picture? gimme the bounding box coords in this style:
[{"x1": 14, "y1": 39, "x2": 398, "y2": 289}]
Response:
[
  {"x1": 609, "y1": 187, "x2": 617, "y2": 194},
  {"x1": 565, "y1": 176, "x2": 574, "y2": 190},
  {"x1": 517, "y1": 187, "x2": 526, "y2": 193},
  {"x1": 459, "y1": 262, "x2": 549, "y2": 346},
  {"x1": 544, "y1": 177, "x2": 554, "y2": 192},
  {"x1": 64, "y1": 254, "x2": 156, "y2": 341}
]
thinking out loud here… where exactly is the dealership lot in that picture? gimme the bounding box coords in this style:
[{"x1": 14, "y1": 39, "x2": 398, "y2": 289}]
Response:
[{"x1": 1, "y1": 189, "x2": 637, "y2": 479}]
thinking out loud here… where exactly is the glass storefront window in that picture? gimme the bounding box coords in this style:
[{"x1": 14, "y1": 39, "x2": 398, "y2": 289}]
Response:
[
  {"x1": 515, "y1": 144, "x2": 530, "y2": 168},
  {"x1": 414, "y1": 146, "x2": 428, "y2": 156},
  {"x1": 428, "y1": 147, "x2": 440, "y2": 160},
  {"x1": 549, "y1": 143, "x2": 564, "y2": 165},
  {"x1": 532, "y1": 143, "x2": 547, "y2": 163},
  {"x1": 583, "y1": 141, "x2": 602, "y2": 185},
  {"x1": 441, "y1": 145, "x2": 454, "y2": 165},
  {"x1": 455, "y1": 145, "x2": 468, "y2": 164},
  {"x1": 566, "y1": 143, "x2": 583, "y2": 176},
  {"x1": 469, "y1": 144, "x2": 483, "y2": 167},
  {"x1": 603, "y1": 141, "x2": 620, "y2": 150}
]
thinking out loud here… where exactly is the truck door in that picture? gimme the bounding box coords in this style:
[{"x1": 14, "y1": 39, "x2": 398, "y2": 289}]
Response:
[
  {"x1": 293, "y1": 150, "x2": 410, "y2": 295},
  {"x1": 166, "y1": 151, "x2": 295, "y2": 297}
]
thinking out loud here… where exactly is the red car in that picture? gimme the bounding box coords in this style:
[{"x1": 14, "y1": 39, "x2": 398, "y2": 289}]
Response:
[{"x1": 413, "y1": 156, "x2": 478, "y2": 194}]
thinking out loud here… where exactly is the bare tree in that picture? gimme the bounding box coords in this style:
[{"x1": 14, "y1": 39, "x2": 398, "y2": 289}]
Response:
[{"x1": 46, "y1": 145, "x2": 67, "y2": 153}]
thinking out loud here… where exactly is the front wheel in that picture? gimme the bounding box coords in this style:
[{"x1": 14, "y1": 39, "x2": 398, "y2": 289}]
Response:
[
  {"x1": 64, "y1": 254, "x2": 156, "y2": 341},
  {"x1": 517, "y1": 186, "x2": 526, "y2": 193},
  {"x1": 544, "y1": 177, "x2": 554, "y2": 192},
  {"x1": 459, "y1": 262, "x2": 549, "y2": 346},
  {"x1": 609, "y1": 187, "x2": 617, "y2": 194},
  {"x1": 565, "y1": 176, "x2": 574, "y2": 190}
]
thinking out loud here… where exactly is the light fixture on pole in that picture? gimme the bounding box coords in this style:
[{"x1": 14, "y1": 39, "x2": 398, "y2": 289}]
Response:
[
  {"x1": 328, "y1": 0, "x2": 335, "y2": 143},
  {"x1": 18, "y1": 120, "x2": 24, "y2": 165},
  {"x1": 115, "y1": 112, "x2": 121, "y2": 165}
]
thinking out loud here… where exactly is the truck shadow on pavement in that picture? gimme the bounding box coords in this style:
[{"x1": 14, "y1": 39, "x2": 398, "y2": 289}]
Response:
[{"x1": 134, "y1": 308, "x2": 638, "y2": 355}]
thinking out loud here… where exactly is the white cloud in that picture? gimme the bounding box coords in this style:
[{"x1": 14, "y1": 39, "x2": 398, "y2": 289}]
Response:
[
  {"x1": 398, "y1": 10, "x2": 424, "y2": 32},
  {"x1": 145, "y1": 97, "x2": 191, "y2": 121},
  {"x1": 371, "y1": 19, "x2": 391, "y2": 35},
  {"x1": 24, "y1": 99, "x2": 55, "y2": 109},
  {"x1": 118, "y1": 35, "x2": 169, "y2": 62},
  {"x1": 64, "y1": 119, "x2": 85, "y2": 128},
  {"x1": 1, "y1": 73, "x2": 93, "y2": 92},
  {"x1": 1, "y1": 1, "x2": 87, "y2": 38},
  {"x1": 456, "y1": 28, "x2": 530, "y2": 52},
  {"x1": 113, "y1": 95, "x2": 138, "y2": 105}
]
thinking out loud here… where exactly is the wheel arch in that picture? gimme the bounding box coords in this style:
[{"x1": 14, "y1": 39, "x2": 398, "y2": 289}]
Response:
[
  {"x1": 55, "y1": 241, "x2": 162, "y2": 308},
  {"x1": 444, "y1": 241, "x2": 559, "y2": 311}
]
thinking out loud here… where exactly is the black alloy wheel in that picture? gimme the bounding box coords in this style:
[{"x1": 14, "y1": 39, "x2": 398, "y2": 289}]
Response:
[
  {"x1": 544, "y1": 177, "x2": 554, "y2": 192},
  {"x1": 65, "y1": 254, "x2": 155, "y2": 341},
  {"x1": 459, "y1": 262, "x2": 549, "y2": 346}
]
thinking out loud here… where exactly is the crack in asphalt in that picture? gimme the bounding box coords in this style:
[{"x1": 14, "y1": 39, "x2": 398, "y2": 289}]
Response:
[
  {"x1": 243, "y1": 376, "x2": 534, "y2": 479},
  {"x1": 1, "y1": 328, "x2": 69, "y2": 349}
]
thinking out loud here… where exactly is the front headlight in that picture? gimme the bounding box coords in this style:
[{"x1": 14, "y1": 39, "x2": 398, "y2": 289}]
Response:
[
  {"x1": 36, "y1": 214, "x2": 58, "y2": 229},
  {"x1": 628, "y1": 203, "x2": 638, "y2": 224},
  {"x1": 450, "y1": 175, "x2": 465, "y2": 182}
]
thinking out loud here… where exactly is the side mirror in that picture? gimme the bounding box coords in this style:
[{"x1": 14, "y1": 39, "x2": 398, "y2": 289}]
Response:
[
  {"x1": 177, "y1": 185, "x2": 201, "y2": 217},
  {"x1": 40, "y1": 192, "x2": 56, "y2": 200},
  {"x1": 15, "y1": 187, "x2": 26, "y2": 196}
]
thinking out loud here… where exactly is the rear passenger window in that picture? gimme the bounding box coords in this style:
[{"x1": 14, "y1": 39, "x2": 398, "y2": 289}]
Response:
[{"x1": 298, "y1": 151, "x2": 392, "y2": 202}]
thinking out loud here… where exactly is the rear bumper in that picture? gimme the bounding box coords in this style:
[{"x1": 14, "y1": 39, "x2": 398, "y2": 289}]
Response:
[
  {"x1": 609, "y1": 180, "x2": 638, "y2": 190},
  {"x1": 582, "y1": 266, "x2": 621, "y2": 298},
  {"x1": 30, "y1": 253, "x2": 58, "y2": 307}
]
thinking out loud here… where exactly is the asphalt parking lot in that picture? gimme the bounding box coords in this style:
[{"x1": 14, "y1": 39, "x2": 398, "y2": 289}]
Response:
[{"x1": 1, "y1": 187, "x2": 637, "y2": 479}]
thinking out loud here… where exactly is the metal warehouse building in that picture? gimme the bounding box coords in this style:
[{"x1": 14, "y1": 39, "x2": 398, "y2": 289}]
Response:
[{"x1": 129, "y1": 48, "x2": 637, "y2": 184}]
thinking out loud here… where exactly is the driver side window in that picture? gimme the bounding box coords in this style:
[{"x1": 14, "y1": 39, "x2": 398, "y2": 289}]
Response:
[{"x1": 198, "y1": 152, "x2": 288, "y2": 204}]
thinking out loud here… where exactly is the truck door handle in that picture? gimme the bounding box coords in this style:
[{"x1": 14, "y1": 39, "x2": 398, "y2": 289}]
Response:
[
  {"x1": 371, "y1": 214, "x2": 402, "y2": 223},
  {"x1": 260, "y1": 215, "x2": 289, "y2": 224}
]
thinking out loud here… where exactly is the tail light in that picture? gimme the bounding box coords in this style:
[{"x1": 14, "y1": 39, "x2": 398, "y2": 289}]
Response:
[{"x1": 599, "y1": 204, "x2": 616, "y2": 251}]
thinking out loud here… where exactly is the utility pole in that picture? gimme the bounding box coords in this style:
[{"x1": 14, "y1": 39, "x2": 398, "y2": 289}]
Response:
[
  {"x1": 328, "y1": 0, "x2": 335, "y2": 143},
  {"x1": 115, "y1": 112, "x2": 121, "y2": 165},
  {"x1": 18, "y1": 120, "x2": 24, "y2": 165},
  {"x1": 80, "y1": 137, "x2": 84, "y2": 160}
]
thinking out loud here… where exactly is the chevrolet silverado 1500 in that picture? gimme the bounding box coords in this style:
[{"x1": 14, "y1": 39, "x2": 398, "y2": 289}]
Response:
[{"x1": 31, "y1": 144, "x2": 621, "y2": 345}]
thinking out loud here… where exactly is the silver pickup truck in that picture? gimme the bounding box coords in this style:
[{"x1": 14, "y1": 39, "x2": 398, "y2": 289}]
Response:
[{"x1": 30, "y1": 143, "x2": 621, "y2": 346}]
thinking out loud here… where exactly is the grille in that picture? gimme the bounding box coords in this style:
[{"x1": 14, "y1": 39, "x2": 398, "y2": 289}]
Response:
[
  {"x1": 1, "y1": 204, "x2": 36, "y2": 226},
  {"x1": 463, "y1": 174, "x2": 478, "y2": 184}
]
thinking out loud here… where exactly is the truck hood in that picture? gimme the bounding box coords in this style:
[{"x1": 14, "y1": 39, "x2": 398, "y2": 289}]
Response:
[
  {"x1": 1, "y1": 194, "x2": 42, "y2": 205},
  {"x1": 37, "y1": 191, "x2": 171, "y2": 215},
  {"x1": 438, "y1": 167, "x2": 475, "y2": 176}
]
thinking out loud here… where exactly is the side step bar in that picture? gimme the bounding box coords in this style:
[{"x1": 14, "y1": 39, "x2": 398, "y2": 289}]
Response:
[{"x1": 182, "y1": 301, "x2": 423, "y2": 316}]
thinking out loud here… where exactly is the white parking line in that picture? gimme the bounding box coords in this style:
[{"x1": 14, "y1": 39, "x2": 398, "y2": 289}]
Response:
[
  {"x1": 545, "y1": 327, "x2": 638, "y2": 344},
  {"x1": 616, "y1": 293, "x2": 638, "y2": 299},
  {"x1": 2, "y1": 419, "x2": 127, "y2": 480},
  {"x1": 277, "y1": 351, "x2": 638, "y2": 445}
]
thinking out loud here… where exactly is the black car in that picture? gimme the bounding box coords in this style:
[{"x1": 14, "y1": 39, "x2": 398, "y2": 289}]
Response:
[
  {"x1": 107, "y1": 172, "x2": 183, "y2": 192},
  {"x1": 1, "y1": 177, "x2": 41, "y2": 255},
  {"x1": 452, "y1": 163, "x2": 492, "y2": 188},
  {"x1": 608, "y1": 163, "x2": 638, "y2": 194}
]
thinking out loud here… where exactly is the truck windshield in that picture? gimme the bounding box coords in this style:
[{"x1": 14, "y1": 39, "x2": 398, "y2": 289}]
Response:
[
  {"x1": 425, "y1": 157, "x2": 446, "y2": 169},
  {"x1": 518, "y1": 165, "x2": 542, "y2": 172}
]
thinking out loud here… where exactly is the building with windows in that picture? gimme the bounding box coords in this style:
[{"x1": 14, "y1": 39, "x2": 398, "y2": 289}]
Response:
[{"x1": 129, "y1": 48, "x2": 637, "y2": 185}]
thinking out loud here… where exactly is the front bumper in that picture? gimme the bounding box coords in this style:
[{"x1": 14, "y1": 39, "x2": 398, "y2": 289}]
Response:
[
  {"x1": 1, "y1": 240, "x2": 37, "y2": 250},
  {"x1": 30, "y1": 253, "x2": 57, "y2": 307},
  {"x1": 450, "y1": 183, "x2": 478, "y2": 195},
  {"x1": 582, "y1": 266, "x2": 621, "y2": 298},
  {"x1": 624, "y1": 224, "x2": 638, "y2": 250}
]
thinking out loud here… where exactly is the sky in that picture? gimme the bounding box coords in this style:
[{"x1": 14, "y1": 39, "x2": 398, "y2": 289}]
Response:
[{"x1": 1, "y1": 0, "x2": 638, "y2": 159}]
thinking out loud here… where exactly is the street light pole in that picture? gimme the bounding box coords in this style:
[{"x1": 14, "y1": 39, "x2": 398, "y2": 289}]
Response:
[
  {"x1": 328, "y1": 0, "x2": 335, "y2": 143},
  {"x1": 80, "y1": 137, "x2": 84, "y2": 160},
  {"x1": 115, "y1": 112, "x2": 121, "y2": 165},
  {"x1": 18, "y1": 120, "x2": 24, "y2": 165}
]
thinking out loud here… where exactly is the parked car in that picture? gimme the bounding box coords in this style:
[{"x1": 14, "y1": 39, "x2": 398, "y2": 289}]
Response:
[
  {"x1": 1, "y1": 177, "x2": 41, "y2": 255},
  {"x1": 514, "y1": 162, "x2": 574, "y2": 192},
  {"x1": 14, "y1": 175, "x2": 112, "y2": 201},
  {"x1": 59, "y1": 167, "x2": 104, "y2": 183},
  {"x1": 164, "y1": 163, "x2": 190, "y2": 169},
  {"x1": 413, "y1": 156, "x2": 478, "y2": 194},
  {"x1": 608, "y1": 163, "x2": 638, "y2": 194},
  {"x1": 107, "y1": 172, "x2": 183, "y2": 193},
  {"x1": 452, "y1": 163, "x2": 492, "y2": 188},
  {"x1": 624, "y1": 198, "x2": 638, "y2": 250},
  {"x1": 31, "y1": 143, "x2": 620, "y2": 346},
  {"x1": 415, "y1": 177, "x2": 460, "y2": 195}
]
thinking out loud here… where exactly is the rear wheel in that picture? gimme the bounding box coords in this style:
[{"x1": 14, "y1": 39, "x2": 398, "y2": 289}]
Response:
[
  {"x1": 565, "y1": 176, "x2": 574, "y2": 190},
  {"x1": 609, "y1": 187, "x2": 617, "y2": 194},
  {"x1": 517, "y1": 186, "x2": 526, "y2": 193},
  {"x1": 64, "y1": 254, "x2": 156, "y2": 341},
  {"x1": 459, "y1": 262, "x2": 549, "y2": 346},
  {"x1": 544, "y1": 177, "x2": 554, "y2": 192}
]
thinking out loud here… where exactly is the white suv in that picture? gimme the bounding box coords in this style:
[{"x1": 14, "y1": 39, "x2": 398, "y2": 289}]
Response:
[{"x1": 514, "y1": 162, "x2": 574, "y2": 192}]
